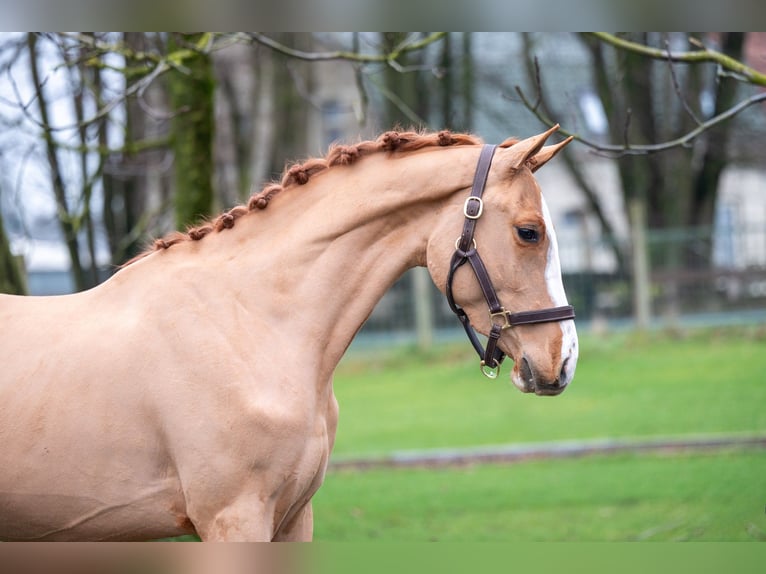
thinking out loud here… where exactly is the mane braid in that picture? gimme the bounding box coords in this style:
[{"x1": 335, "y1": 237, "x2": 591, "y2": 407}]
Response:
[{"x1": 121, "y1": 129, "x2": 487, "y2": 267}]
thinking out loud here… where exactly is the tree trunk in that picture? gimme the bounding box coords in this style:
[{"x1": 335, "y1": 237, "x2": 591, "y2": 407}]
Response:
[
  {"x1": 587, "y1": 32, "x2": 742, "y2": 239},
  {"x1": 0, "y1": 211, "x2": 26, "y2": 295},
  {"x1": 27, "y1": 33, "x2": 90, "y2": 292},
  {"x1": 214, "y1": 44, "x2": 257, "y2": 203},
  {"x1": 460, "y1": 33, "x2": 474, "y2": 132},
  {"x1": 582, "y1": 32, "x2": 746, "y2": 317},
  {"x1": 103, "y1": 33, "x2": 154, "y2": 265},
  {"x1": 250, "y1": 44, "x2": 277, "y2": 190},
  {"x1": 71, "y1": 33, "x2": 101, "y2": 286},
  {"x1": 381, "y1": 32, "x2": 428, "y2": 128},
  {"x1": 525, "y1": 33, "x2": 628, "y2": 274},
  {"x1": 439, "y1": 33, "x2": 454, "y2": 129},
  {"x1": 266, "y1": 33, "x2": 313, "y2": 180},
  {"x1": 167, "y1": 33, "x2": 216, "y2": 229},
  {"x1": 689, "y1": 33, "x2": 745, "y2": 229},
  {"x1": 380, "y1": 33, "x2": 434, "y2": 349},
  {"x1": 587, "y1": 34, "x2": 679, "y2": 235}
]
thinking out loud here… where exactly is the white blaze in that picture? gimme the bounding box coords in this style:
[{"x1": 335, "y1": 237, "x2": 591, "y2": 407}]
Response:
[{"x1": 540, "y1": 195, "x2": 578, "y2": 384}]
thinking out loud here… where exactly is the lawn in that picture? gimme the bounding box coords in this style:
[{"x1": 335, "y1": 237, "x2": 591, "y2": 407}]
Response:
[
  {"x1": 314, "y1": 451, "x2": 766, "y2": 541},
  {"x1": 329, "y1": 328, "x2": 766, "y2": 456},
  {"x1": 311, "y1": 327, "x2": 766, "y2": 541}
]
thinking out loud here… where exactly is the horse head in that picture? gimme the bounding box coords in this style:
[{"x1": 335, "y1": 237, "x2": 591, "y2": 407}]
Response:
[{"x1": 427, "y1": 125, "x2": 578, "y2": 396}]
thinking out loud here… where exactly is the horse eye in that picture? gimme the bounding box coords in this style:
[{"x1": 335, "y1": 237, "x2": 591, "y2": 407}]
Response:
[{"x1": 516, "y1": 227, "x2": 539, "y2": 243}]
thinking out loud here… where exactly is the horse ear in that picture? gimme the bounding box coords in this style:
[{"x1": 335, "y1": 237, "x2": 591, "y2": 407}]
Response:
[
  {"x1": 529, "y1": 135, "x2": 574, "y2": 172},
  {"x1": 506, "y1": 124, "x2": 562, "y2": 170}
]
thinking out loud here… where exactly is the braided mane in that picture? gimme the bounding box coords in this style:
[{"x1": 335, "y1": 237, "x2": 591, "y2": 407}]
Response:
[{"x1": 123, "y1": 129, "x2": 514, "y2": 267}]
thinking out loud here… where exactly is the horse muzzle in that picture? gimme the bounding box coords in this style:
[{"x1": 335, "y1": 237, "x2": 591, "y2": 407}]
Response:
[{"x1": 511, "y1": 355, "x2": 573, "y2": 396}]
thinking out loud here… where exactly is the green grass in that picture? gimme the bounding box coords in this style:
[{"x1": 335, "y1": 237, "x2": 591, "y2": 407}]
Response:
[
  {"x1": 329, "y1": 328, "x2": 766, "y2": 456},
  {"x1": 311, "y1": 327, "x2": 766, "y2": 541},
  {"x1": 314, "y1": 451, "x2": 766, "y2": 541}
]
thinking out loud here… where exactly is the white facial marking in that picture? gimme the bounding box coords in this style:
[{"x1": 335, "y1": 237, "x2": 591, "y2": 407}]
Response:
[{"x1": 540, "y1": 194, "x2": 578, "y2": 385}]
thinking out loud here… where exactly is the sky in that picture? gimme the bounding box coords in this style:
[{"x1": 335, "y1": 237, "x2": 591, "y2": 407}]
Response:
[{"x1": 0, "y1": 33, "x2": 122, "y2": 271}]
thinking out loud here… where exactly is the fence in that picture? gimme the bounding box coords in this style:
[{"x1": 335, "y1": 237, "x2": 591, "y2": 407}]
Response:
[{"x1": 357, "y1": 222, "x2": 766, "y2": 345}]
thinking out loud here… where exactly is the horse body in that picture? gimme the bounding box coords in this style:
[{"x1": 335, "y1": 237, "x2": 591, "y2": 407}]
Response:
[
  {"x1": 0, "y1": 289, "x2": 185, "y2": 540},
  {"x1": 0, "y1": 128, "x2": 577, "y2": 540}
]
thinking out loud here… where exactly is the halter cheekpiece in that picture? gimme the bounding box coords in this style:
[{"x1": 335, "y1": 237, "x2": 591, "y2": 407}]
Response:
[{"x1": 445, "y1": 144, "x2": 575, "y2": 379}]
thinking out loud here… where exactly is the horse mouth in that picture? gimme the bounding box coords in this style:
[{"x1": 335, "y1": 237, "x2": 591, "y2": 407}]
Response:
[
  {"x1": 512, "y1": 376, "x2": 568, "y2": 396},
  {"x1": 510, "y1": 358, "x2": 569, "y2": 396}
]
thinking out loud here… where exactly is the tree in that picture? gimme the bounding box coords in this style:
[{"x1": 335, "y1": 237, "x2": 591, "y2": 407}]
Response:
[
  {"x1": 588, "y1": 33, "x2": 746, "y2": 235},
  {"x1": 519, "y1": 33, "x2": 628, "y2": 276},
  {"x1": 1, "y1": 32, "x2": 213, "y2": 284},
  {"x1": 102, "y1": 32, "x2": 170, "y2": 265},
  {"x1": 513, "y1": 32, "x2": 766, "y2": 321},
  {"x1": 167, "y1": 33, "x2": 216, "y2": 230},
  {"x1": 518, "y1": 32, "x2": 762, "y2": 268},
  {"x1": 6, "y1": 32, "x2": 763, "y2": 293},
  {"x1": 0, "y1": 208, "x2": 26, "y2": 295},
  {"x1": 26, "y1": 33, "x2": 96, "y2": 291},
  {"x1": 2, "y1": 32, "x2": 459, "y2": 293}
]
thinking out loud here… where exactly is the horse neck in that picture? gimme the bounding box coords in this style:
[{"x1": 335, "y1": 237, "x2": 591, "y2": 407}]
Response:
[{"x1": 204, "y1": 147, "x2": 479, "y2": 378}]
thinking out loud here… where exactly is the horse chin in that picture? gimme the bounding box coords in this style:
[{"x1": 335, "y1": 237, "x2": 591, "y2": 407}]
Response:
[{"x1": 533, "y1": 382, "x2": 568, "y2": 397}]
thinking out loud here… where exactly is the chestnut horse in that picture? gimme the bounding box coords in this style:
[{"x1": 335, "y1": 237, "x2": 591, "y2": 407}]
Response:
[{"x1": 0, "y1": 126, "x2": 578, "y2": 541}]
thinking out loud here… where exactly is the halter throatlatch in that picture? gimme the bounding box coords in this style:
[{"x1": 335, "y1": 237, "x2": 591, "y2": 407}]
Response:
[{"x1": 445, "y1": 144, "x2": 575, "y2": 379}]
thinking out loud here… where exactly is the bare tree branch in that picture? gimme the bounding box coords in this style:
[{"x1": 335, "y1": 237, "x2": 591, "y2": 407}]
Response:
[
  {"x1": 352, "y1": 33, "x2": 370, "y2": 125},
  {"x1": 513, "y1": 70, "x2": 766, "y2": 157},
  {"x1": 14, "y1": 32, "x2": 445, "y2": 134},
  {"x1": 243, "y1": 32, "x2": 447, "y2": 66},
  {"x1": 3, "y1": 35, "x2": 173, "y2": 134},
  {"x1": 663, "y1": 37, "x2": 702, "y2": 126},
  {"x1": 588, "y1": 32, "x2": 766, "y2": 87},
  {"x1": 26, "y1": 33, "x2": 89, "y2": 291},
  {"x1": 367, "y1": 74, "x2": 428, "y2": 126},
  {"x1": 518, "y1": 33, "x2": 627, "y2": 274}
]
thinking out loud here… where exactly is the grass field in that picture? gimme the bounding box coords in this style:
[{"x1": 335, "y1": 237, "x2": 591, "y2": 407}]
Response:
[{"x1": 311, "y1": 327, "x2": 766, "y2": 541}]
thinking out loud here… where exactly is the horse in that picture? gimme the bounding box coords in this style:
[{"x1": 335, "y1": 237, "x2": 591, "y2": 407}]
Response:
[{"x1": 0, "y1": 125, "x2": 578, "y2": 541}]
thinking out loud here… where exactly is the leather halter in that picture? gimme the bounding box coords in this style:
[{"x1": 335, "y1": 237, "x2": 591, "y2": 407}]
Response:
[{"x1": 445, "y1": 144, "x2": 575, "y2": 379}]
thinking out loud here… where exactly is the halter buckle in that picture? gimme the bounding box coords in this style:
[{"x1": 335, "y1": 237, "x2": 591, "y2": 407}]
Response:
[
  {"x1": 480, "y1": 360, "x2": 500, "y2": 379},
  {"x1": 463, "y1": 196, "x2": 484, "y2": 220},
  {"x1": 489, "y1": 308, "x2": 512, "y2": 330}
]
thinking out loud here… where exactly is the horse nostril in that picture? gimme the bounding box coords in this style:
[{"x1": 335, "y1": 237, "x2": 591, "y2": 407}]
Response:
[
  {"x1": 557, "y1": 358, "x2": 570, "y2": 386},
  {"x1": 542, "y1": 360, "x2": 568, "y2": 391},
  {"x1": 520, "y1": 356, "x2": 534, "y2": 385},
  {"x1": 519, "y1": 356, "x2": 569, "y2": 395}
]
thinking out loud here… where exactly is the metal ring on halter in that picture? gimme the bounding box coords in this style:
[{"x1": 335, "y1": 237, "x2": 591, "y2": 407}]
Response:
[
  {"x1": 455, "y1": 237, "x2": 477, "y2": 251},
  {"x1": 480, "y1": 360, "x2": 500, "y2": 379}
]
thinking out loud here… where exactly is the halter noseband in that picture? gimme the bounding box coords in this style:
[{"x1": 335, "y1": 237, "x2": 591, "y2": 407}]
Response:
[{"x1": 445, "y1": 144, "x2": 575, "y2": 379}]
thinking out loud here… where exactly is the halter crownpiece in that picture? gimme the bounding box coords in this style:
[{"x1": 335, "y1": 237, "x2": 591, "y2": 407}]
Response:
[{"x1": 445, "y1": 144, "x2": 575, "y2": 379}]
